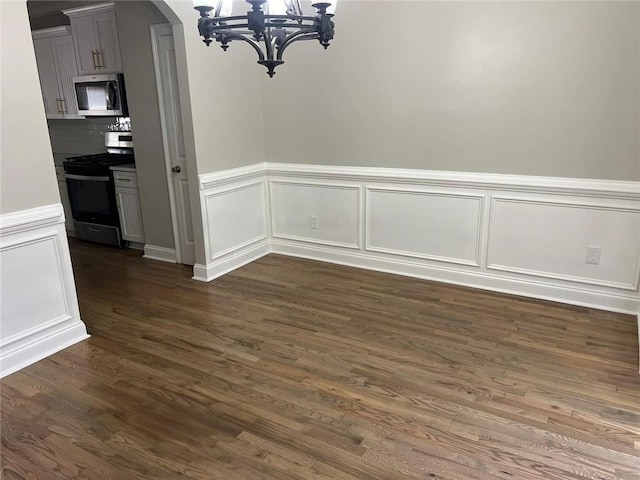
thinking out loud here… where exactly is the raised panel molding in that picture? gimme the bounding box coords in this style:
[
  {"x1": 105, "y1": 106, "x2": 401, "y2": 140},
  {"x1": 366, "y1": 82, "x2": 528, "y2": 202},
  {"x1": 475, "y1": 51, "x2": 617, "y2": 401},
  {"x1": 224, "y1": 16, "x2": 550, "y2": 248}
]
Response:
[
  {"x1": 366, "y1": 187, "x2": 485, "y2": 266},
  {"x1": 0, "y1": 204, "x2": 89, "y2": 378},
  {"x1": 487, "y1": 197, "x2": 640, "y2": 290},
  {"x1": 197, "y1": 163, "x2": 640, "y2": 313},
  {"x1": 270, "y1": 180, "x2": 361, "y2": 249},
  {"x1": 195, "y1": 171, "x2": 270, "y2": 282},
  {"x1": 202, "y1": 180, "x2": 267, "y2": 260}
]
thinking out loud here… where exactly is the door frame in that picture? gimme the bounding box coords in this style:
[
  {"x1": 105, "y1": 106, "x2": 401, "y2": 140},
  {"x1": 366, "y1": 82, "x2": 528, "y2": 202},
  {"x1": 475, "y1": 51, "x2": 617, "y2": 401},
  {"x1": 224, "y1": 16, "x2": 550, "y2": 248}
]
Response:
[{"x1": 150, "y1": 23, "x2": 184, "y2": 264}]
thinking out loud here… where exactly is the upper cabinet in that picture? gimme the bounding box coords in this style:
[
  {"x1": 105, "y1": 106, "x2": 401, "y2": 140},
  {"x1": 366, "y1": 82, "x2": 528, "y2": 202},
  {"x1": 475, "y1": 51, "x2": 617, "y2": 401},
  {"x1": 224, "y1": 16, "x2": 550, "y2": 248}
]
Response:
[
  {"x1": 63, "y1": 2, "x2": 122, "y2": 75},
  {"x1": 32, "y1": 27, "x2": 82, "y2": 119}
]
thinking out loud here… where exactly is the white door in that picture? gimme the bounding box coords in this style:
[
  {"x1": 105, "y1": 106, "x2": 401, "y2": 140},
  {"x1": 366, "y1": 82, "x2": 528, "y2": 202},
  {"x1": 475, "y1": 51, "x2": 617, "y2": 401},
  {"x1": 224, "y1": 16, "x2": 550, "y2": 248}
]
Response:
[{"x1": 151, "y1": 24, "x2": 196, "y2": 265}]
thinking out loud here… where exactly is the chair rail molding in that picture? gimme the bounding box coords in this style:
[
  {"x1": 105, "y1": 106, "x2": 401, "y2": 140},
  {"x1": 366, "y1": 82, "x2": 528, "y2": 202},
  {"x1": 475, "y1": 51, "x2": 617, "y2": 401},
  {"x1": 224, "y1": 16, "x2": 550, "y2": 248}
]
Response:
[
  {"x1": 197, "y1": 163, "x2": 640, "y2": 314},
  {"x1": 0, "y1": 204, "x2": 89, "y2": 378}
]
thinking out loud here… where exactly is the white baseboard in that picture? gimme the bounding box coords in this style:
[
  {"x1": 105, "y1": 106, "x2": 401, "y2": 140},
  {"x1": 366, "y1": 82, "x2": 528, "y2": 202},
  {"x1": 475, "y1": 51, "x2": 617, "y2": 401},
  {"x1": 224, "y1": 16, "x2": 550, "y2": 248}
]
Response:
[
  {"x1": 198, "y1": 163, "x2": 640, "y2": 315},
  {"x1": 193, "y1": 239, "x2": 270, "y2": 282},
  {"x1": 1, "y1": 323, "x2": 89, "y2": 378},
  {"x1": 1, "y1": 204, "x2": 89, "y2": 378},
  {"x1": 143, "y1": 244, "x2": 177, "y2": 263},
  {"x1": 271, "y1": 240, "x2": 640, "y2": 315}
]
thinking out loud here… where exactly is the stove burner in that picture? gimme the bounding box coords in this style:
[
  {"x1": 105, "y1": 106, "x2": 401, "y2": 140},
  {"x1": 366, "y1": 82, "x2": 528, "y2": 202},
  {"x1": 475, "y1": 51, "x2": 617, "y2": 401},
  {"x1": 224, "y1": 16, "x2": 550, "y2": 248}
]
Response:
[{"x1": 64, "y1": 153, "x2": 135, "y2": 167}]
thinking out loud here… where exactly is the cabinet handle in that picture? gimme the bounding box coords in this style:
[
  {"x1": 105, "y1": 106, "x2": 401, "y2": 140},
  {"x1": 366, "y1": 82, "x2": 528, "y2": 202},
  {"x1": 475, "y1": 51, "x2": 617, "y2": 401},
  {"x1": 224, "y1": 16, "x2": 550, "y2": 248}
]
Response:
[
  {"x1": 92, "y1": 51, "x2": 98, "y2": 69},
  {"x1": 97, "y1": 51, "x2": 104, "y2": 69},
  {"x1": 60, "y1": 98, "x2": 66, "y2": 114},
  {"x1": 56, "y1": 98, "x2": 62, "y2": 114},
  {"x1": 118, "y1": 178, "x2": 131, "y2": 182}
]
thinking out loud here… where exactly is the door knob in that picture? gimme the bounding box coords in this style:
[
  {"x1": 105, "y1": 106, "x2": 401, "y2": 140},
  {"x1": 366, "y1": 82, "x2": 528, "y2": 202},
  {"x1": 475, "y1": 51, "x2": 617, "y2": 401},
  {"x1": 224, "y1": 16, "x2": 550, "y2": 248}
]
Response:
[{"x1": 171, "y1": 166, "x2": 181, "y2": 173}]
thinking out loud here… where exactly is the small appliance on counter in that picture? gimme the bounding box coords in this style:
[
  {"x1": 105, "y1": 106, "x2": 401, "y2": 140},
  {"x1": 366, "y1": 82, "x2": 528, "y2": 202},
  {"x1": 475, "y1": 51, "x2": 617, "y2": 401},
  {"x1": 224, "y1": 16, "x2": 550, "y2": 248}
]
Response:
[
  {"x1": 107, "y1": 117, "x2": 131, "y2": 132},
  {"x1": 63, "y1": 131, "x2": 135, "y2": 247}
]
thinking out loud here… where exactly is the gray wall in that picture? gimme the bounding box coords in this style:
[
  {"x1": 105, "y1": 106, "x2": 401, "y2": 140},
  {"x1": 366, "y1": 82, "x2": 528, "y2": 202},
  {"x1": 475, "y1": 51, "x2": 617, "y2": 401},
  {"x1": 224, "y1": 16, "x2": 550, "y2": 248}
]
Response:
[
  {"x1": 115, "y1": 1, "x2": 175, "y2": 249},
  {"x1": 163, "y1": 0, "x2": 266, "y2": 173},
  {"x1": 1, "y1": 1, "x2": 60, "y2": 215},
  {"x1": 259, "y1": 1, "x2": 640, "y2": 181}
]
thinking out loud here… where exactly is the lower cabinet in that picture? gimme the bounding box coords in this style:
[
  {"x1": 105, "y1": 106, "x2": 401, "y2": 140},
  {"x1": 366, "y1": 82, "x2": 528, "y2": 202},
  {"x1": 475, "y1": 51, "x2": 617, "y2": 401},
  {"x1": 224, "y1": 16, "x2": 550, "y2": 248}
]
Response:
[{"x1": 112, "y1": 168, "x2": 145, "y2": 244}]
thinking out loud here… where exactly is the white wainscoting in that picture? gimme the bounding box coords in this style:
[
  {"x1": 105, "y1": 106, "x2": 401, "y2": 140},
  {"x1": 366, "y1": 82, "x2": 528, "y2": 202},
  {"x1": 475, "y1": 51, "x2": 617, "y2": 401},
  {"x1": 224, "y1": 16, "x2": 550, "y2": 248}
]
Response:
[
  {"x1": 0, "y1": 204, "x2": 89, "y2": 378},
  {"x1": 197, "y1": 163, "x2": 640, "y2": 314},
  {"x1": 367, "y1": 187, "x2": 485, "y2": 266},
  {"x1": 270, "y1": 180, "x2": 361, "y2": 249},
  {"x1": 194, "y1": 168, "x2": 269, "y2": 282},
  {"x1": 488, "y1": 197, "x2": 640, "y2": 290},
  {"x1": 637, "y1": 314, "x2": 640, "y2": 374}
]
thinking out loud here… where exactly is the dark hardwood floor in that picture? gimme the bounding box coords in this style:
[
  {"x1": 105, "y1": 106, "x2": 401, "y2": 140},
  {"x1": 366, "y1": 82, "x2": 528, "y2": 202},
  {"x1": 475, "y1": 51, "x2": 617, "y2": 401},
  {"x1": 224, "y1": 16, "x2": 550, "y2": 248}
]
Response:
[{"x1": 2, "y1": 239, "x2": 639, "y2": 479}]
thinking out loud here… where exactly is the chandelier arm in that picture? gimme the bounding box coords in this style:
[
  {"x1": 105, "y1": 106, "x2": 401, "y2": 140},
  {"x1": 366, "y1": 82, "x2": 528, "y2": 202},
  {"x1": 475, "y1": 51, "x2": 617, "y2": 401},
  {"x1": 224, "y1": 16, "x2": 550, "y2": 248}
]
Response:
[
  {"x1": 264, "y1": 15, "x2": 317, "y2": 23},
  {"x1": 209, "y1": 14, "x2": 253, "y2": 23},
  {"x1": 276, "y1": 29, "x2": 320, "y2": 61},
  {"x1": 195, "y1": 4, "x2": 337, "y2": 77},
  {"x1": 209, "y1": 21, "x2": 316, "y2": 34},
  {"x1": 217, "y1": 31, "x2": 266, "y2": 62},
  {"x1": 210, "y1": 23, "x2": 263, "y2": 32},
  {"x1": 207, "y1": 15, "x2": 316, "y2": 32},
  {"x1": 263, "y1": 29, "x2": 276, "y2": 61}
]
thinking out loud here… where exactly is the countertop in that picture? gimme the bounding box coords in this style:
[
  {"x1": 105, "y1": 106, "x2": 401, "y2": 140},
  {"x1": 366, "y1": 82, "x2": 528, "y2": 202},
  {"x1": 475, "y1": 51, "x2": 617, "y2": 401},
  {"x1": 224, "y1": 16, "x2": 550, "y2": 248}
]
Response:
[{"x1": 110, "y1": 163, "x2": 137, "y2": 173}]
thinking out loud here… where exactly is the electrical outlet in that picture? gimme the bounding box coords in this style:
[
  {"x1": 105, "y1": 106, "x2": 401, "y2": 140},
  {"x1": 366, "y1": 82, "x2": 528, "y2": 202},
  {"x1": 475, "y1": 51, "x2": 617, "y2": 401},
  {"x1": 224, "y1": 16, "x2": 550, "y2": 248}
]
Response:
[
  {"x1": 586, "y1": 246, "x2": 602, "y2": 265},
  {"x1": 310, "y1": 215, "x2": 319, "y2": 229}
]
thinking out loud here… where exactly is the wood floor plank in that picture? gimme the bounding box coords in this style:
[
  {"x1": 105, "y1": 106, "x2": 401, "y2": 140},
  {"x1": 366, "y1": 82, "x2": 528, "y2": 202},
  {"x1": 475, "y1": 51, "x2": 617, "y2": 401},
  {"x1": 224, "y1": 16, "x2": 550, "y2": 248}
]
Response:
[{"x1": 2, "y1": 240, "x2": 639, "y2": 479}]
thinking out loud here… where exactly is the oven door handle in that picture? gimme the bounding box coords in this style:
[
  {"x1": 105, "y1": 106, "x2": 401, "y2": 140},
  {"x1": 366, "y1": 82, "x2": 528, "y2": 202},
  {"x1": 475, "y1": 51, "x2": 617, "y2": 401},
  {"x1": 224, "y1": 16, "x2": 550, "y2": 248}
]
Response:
[{"x1": 65, "y1": 174, "x2": 110, "y2": 182}]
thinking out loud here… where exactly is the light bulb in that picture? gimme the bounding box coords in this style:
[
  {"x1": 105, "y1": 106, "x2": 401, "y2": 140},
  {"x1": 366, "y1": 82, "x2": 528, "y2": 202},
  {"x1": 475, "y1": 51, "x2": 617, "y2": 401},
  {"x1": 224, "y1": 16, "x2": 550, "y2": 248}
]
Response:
[
  {"x1": 218, "y1": 0, "x2": 233, "y2": 16},
  {"x1": 267, "y1": 0, "x2": 288, "y2": 15}
]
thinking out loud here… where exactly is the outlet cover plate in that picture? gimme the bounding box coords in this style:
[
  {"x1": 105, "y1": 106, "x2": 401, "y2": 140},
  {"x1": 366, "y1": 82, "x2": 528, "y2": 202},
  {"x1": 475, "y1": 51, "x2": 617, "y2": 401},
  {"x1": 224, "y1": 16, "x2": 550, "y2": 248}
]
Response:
[{"x1": 586, "y1": 246, "x2": 602, "y2": 265}]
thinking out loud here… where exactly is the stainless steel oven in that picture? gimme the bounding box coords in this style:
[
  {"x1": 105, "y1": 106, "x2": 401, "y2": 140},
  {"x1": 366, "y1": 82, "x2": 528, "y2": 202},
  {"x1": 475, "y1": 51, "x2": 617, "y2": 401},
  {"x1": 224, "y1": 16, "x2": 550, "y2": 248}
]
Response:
[{"x1": 63, "y1": 132, "x2": 134, "y2": 247}]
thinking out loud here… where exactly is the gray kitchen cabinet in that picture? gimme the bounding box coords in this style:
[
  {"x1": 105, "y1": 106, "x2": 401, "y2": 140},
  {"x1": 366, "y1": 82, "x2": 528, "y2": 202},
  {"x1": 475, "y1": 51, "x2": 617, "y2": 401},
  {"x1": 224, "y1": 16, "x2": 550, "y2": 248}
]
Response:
[
  {"x1": 32, "y1": 27, "x2": 82, "y2": 119},
  {"x1": 55, "y1": 165, "x2": 75, "y2": 233},
  {"x1": 63, "y1": 2, "x2": 122, "y2": 75},
  {"x1": 112, "y1": 167, "x2": 145, "y2": 244}
]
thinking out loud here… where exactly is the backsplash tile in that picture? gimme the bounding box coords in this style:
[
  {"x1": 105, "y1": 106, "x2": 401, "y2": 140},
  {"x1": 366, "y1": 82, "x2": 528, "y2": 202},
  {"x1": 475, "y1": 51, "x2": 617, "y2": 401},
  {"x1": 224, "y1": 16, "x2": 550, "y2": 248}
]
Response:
[{"x1": 47, "y1": 118, "x2": 115, "y2": 158}]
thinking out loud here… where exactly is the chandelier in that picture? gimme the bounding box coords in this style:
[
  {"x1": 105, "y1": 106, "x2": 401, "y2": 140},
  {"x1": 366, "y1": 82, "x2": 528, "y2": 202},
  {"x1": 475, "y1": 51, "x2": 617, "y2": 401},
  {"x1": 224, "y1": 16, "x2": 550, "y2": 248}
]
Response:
[{"x1": 194, "y1": 0, "x2": 337, "y2": 77}]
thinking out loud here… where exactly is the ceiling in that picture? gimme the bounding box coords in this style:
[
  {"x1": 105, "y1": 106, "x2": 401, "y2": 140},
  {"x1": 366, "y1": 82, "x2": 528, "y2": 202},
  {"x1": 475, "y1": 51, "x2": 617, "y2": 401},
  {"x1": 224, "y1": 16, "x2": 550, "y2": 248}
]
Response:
[{"x1": 27, "y1": 1, "x2": 101, "y2": 29}]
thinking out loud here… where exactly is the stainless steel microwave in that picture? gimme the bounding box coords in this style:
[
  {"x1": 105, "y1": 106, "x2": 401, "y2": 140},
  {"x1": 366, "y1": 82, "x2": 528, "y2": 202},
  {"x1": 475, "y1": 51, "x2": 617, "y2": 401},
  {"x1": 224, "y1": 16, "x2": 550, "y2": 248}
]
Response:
[{"x1": 72, "y1": 73, "x2": 128, "y2": 116}]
